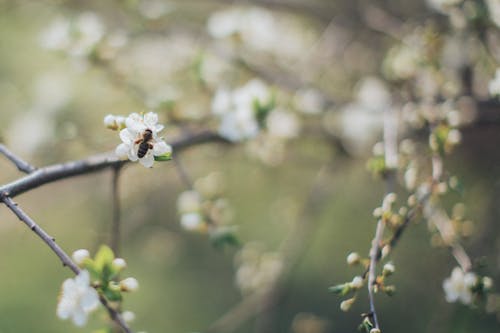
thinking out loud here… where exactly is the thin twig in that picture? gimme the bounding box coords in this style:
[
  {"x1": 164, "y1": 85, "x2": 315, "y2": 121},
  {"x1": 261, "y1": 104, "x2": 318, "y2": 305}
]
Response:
[
  {"x1": 110, "y1": 164, "x2": 123, "y2": 256},
  {"x1": 173, "y1": 155, "x2": 194, "y2": 190},
  {"x1": 0, "y1": 144, "x2": 36, "y2": 173},
  {"x1": 0, "y1": 195, "x2": 133, "y2": 333},
  {"x1": 430, "y1": 153, "x2": 472, "y2": 271},
  {"x1": 366, "y1": 108, "x2": 398, "y2": 330},
  {"x1": 0, "y1": 130, "x2": 228, "y2": 199}
]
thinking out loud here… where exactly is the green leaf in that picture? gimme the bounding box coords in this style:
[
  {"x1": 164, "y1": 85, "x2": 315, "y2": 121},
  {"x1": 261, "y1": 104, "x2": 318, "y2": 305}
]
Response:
[
  {"x1": 94, "y1": 245, "x2": 115, "y2": 273},
  {"x1": 328, "y1": 283, "x2": 351, "y2": 296},
  {"x1": 103, "y1": 288, "x2": 122, "y2": 302},
  {"x1": 154, "y1": 152, "x2": 172, "y2": 161},
  {"x1": 210, "y1": 226, "x2": 241, "y2": 249}
]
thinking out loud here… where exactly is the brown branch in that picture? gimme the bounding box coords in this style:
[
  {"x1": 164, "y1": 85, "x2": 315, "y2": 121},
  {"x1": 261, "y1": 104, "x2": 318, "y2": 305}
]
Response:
[
  {"x1": 0, "y1": 144, "x2": 37, "y2": 173},
  {"x1": 0, "y1": 130, "x2": 228, "y2": 199},
  {"x1": 0, "y1": 195, "x2": 132, "y2": 333}
]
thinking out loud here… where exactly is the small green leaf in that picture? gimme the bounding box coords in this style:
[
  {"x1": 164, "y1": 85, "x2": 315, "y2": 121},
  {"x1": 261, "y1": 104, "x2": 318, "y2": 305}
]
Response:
[
  {"x1": 103, "y1": 288, "x2": 123, "y2": 302},
  {"x1": 210, "y1": 226, "x2": 240, "y2": 249},
  {"x1": 328, "y1": 283, "x2": 351, "y2": 296},
  {"x1": 154, "y1": 152, "x2": 172, "y2": 161},
  {"x1": 94, "y1": 245, "x2": 115, "y2": 272}
]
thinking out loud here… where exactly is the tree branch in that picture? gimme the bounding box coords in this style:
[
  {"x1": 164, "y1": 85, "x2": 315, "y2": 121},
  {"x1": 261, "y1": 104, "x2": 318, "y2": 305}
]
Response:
[
  {"x1": 0, "y1": 195, "x2": 132, "y2": 333},
  {"x1": 0, "y1": 144, "x2": 37, "y2": 173},
  {"x1": 0, "y1": 130, "x2": 228, "y2": 199}
]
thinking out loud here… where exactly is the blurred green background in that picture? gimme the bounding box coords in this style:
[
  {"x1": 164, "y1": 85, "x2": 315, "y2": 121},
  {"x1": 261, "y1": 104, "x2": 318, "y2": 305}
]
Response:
[{"x1": 0, "y1": 1, "x2": 499, "y2": 332}]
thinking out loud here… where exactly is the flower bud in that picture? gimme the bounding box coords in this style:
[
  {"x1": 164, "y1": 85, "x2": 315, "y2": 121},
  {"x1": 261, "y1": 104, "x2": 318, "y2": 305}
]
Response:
[
  {"x1": 113, "y1": 258, "x2": 127, "y2": 270},
  {"x1": 340, "y1": 297, "x2": 355, "y2": 312},
  {"x1": 350, "y1": 276, "x2": 364, "y2": 289},
  {"x1": 120, "y1": 277, "x2": 139, "y2": 292},
  {"x1": 370, "y1": 329, "x2": 381, "y2": 333},
  {"x1": 482, "y1": 276, "x2": 493, "y2": 291},
  {"x1": 72, "y1": 249, "x2": 90, "y2": 266},
  {"x1": 346, "y1": 252, "x2": 361, "y2": 266},
  {"x1": 122, "y1": 311, "x2": 135, "y2": 323},
  {"x1": 382, "y1": 262, "x2": 395, "y2": 276}
]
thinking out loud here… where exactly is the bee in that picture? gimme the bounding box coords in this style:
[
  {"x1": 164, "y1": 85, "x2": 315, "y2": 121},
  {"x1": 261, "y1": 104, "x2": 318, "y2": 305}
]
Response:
[{"x1": 135, "y1": 128, "x2": 154, "y2": 158}]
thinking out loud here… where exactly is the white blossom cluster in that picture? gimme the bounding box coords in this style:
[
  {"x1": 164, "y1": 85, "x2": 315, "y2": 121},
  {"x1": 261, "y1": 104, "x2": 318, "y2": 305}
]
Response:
[
  {"x1": 212, "y1": 79, "x2": 300, "y2": 145},
  {"x1": 111, "y1": 112, "x2": 172, "y2": 168},
  {"x1": 176, "y1": 172, "x2": 232, "y2": 232},
  {"x1": 40, "y1": 12, "x2": 105, "y2": 58},
  {"x1": 206, "y1": 6, "x2": 314, "y2": 61}
]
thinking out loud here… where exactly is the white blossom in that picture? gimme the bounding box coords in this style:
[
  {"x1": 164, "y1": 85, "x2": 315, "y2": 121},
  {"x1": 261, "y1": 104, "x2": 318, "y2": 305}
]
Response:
[
  {"x1": 40, "y1": 12, "x2": 104, "y2": 57},
  {"x1": 57, "y1": 270, "x2": 99, "y2": 327},
  {"x1": 120, "y1": 277, "x2": 139, "y2": 292},
  {"x1": 71, "y1": 249, "x2": 90, "y2": 266},
  {"x1": 346, "y1": 252, "x2": 361, "y2": 266},
  {"x1": 266, "y1": 109, "x2": 300, "y2": 139},
  {"x1": 293, "y1": 88, "x2": 325, "y2": 114},
  {"x1": 443, "y1": 267, "x2": 477, "y2": 305},
  {"x1": 350, "y1": 276, "x2": 364, "y2": 289},
  {"x1": 180, "y1": 212, "x2": 204, "y2": 231},
  {"x1": 122, "y1": 310, "x2": 136, "y2": 323},
  {"x1": 114, "y1": 112, "x2": 172, "y2": 168},
  {"x1": 112, "y1": 258, "x2": 127, "y2": 270},
  {"x1": 212, "y1": 79, "x2": 272, "y2": 142},
  {"x1": 177, "y1": 190, "x2": 202, "y2": 214}
]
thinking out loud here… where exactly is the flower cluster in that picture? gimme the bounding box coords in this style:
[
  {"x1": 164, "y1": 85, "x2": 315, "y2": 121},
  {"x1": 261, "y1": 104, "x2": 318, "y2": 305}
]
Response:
[
  {"x1": 206, "y1": 6, "x2": 314, "y2": 62},
  {"x1": 443, "y1": 266, "x2": 493, "y2": 305},
  {"x1": 176, "y1": 172, "x2": 238, "y2": 247},
  {"x1": 211, "y1": 79, "x2": 273, "y2": 142},
  {"x1": 40, "y1": 12, "x2": 105, "y2": 58},
  {"x1": 39, "y1": 12, "x2": 127, "y2": 64},
  {"x1": 56, "y1": 246, "x2": 138, "y2": 328},
  {"x1": 107, "y1": 112, "x2": 172, "y2": 168}
]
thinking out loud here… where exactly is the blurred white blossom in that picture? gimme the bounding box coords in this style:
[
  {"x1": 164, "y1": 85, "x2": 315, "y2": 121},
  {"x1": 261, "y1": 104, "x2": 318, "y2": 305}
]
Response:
[
  {"x1": 207, "y1": 7, "x2": 315, "y2": 60},
  {"x1": 266, "y1": 108, "x2": 300, "y2": 139},
  {"x1": 293, "y1": 88, "x2": 325, "y2": 114},
  {"x1": 212, "y1": 79, "x2": 272, "y2": 142},
  {"x1": 40, "y1": 12, "x2": 104, "y2": 57},
  {"x1": 57, "y1": 270, "x2": 99, "y2": 327},
  {"x1": 443, "y1": 267, "x2": 477, "y2": 304}
]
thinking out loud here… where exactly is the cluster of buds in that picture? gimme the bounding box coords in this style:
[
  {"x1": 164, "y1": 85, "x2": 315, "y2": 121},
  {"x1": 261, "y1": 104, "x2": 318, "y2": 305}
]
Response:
[
  {"x1": 57, "y1": 246, "x2": 138, "y2": 328},
  {"x1": 331, "y1": 251, "x2": 397, "y2": 316},
  {"x1": 177, "y1": 173, "x2": 239, "y2": 248}
]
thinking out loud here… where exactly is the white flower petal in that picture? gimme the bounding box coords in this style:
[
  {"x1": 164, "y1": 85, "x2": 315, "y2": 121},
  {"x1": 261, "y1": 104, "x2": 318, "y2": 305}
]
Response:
[
  {"x1": 152, "y1": 141, "x2": 171, "y2": 156},
  {"x1": 115, "y1": 143, "x2": 130, "y2": 158},
  {"x1": 154, "y1": 124, "x2": 164, "y2": 133},
  {"x1": 75, "y1": 270, "x2": 90, "y2": 286},
  {"x1": 57, "y1": 299, "x2": 73, "y2": 319},
  {"x1": 80, "y1": 288, "x2": 99, "y2": 312},
  {"x1": 144, "y1": 112, "x2": 158, "y2": 127},
  {"x1": 126, "y1": 113, "x2": 145, "y2": 132},
  {"x1": 71, "y1": 307, "x2": 88, "y2": 327},
  {"x1": 139, "y1": 153, "x2": 154, "y2": 168},
  {"x1": 127, "y1": 147, "x2": 139, "y2": 161},
  {"x1": 119, "y1": 128, "x2": 135, "y2": 144}
]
